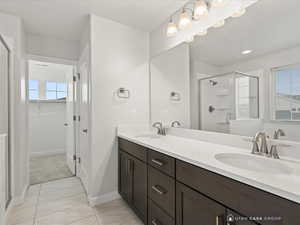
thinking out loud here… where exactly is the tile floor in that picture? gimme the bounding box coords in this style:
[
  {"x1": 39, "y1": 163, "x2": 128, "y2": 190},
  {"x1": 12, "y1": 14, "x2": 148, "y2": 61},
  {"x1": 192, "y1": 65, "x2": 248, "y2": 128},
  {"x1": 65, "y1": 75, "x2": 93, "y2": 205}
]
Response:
[
  {"x1": 30, "y1": 154, "x2": 73, "y2": 185},
  {"x1": 8, "y1": 177, "x2": 143, "y2": 225}
]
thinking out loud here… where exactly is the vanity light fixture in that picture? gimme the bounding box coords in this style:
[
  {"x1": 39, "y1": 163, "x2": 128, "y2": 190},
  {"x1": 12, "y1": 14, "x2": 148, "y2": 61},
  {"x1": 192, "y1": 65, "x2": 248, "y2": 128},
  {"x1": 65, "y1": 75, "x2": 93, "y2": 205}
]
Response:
[
  {"x1": 178, "y1": 9, "x2": 192, "y2": 30},
  {"x1": 166, "y1": 18, "x2": 178, "y2": 37},
  {"x1": 211, "y1": 0, "x2": 227, "y2": 7},
  {"x1": 242, "y1": 49, "x2": 252, "y2": 55},
  {"x1": 232, "y1": 8, "x2": 246, "y2": 18},
  {"x1": 193, "y1": 0, "x2": 209, "y2": 20},
  {"x1": 213, "y1": 19, "x2": 225, "y2": 28}
]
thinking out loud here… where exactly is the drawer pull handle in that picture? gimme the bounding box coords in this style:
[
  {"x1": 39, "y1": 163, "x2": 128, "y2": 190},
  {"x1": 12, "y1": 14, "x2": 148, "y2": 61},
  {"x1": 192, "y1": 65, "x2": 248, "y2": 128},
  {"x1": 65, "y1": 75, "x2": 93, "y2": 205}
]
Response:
[
  {"x1": 216, "y1": 215, "x2": 224, "y2": 225},
  {"x1": 151, "y1": 185, "x2": 166, "y2": 195},
  {"x1": 151, "y1": 159, "x2": 164, "y2": 166},
  {"x1": 151, "y1": 219, "x2": 161, "y2": 225}
]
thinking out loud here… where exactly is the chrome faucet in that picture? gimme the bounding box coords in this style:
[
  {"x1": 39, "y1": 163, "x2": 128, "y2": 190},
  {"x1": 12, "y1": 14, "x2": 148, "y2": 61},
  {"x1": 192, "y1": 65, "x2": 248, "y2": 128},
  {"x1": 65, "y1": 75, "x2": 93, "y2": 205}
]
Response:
[
  {"x1": 152, "y1": 122, "x2": 166, "y2": 136},
  {"x1": 171, "y1": 121, "x2": 181, "y2": 128},
  {"x1": 252, "y1": 132, "x2": 269, "y2": 155},
  {"x1": 269, "y1": 129, "x2": 286, "y2": 159}
]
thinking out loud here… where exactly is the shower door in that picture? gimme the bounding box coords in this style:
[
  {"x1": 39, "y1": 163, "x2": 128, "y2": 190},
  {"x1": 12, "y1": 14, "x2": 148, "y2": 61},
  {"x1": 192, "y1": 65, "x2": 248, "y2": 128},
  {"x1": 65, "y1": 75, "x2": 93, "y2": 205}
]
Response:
[{"x1": 0, "y1": 35, "x2": 11, "y2": 209}]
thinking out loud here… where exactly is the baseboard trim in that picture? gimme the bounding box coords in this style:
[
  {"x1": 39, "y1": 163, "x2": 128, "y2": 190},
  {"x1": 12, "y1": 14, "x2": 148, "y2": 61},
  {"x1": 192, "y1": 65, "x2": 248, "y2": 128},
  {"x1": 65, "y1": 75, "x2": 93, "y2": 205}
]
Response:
[
  {"x1": 88, "y1": 191, "x2": 120, "y2": 207},
  {"x1": 4, "y1": 183, "x2": 29, "y2": 224},
  {"x1": 30, "y1": 149, "x2": 65, "y2": 158}
]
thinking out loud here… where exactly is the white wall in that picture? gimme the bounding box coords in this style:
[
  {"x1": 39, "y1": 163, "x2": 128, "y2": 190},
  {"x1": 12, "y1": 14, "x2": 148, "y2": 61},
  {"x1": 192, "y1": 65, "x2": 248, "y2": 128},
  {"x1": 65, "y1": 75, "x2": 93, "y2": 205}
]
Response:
[
  {"x1": 190, "y1": 60, "x2": 222, "y2": 129},
  {"x1": 27, "y1": 34, "x2": 80, "y2": 61},
  {"x1": 29, "y1": 103, "x2": 66, "y2": 156},
  {"x1": 0, "y1": 12, "x2": 28, "y2": 202},
  {"x1": 151, "y1": 43, "x2": 190, "y2": 128},
  {"x1": 89, "y1": 14, "x2": 149, "y2": 201}
]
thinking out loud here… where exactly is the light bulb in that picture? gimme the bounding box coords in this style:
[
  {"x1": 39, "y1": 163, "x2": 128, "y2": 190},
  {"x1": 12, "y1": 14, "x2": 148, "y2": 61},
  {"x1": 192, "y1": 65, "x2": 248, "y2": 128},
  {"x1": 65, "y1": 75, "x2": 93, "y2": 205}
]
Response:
[
  {"x1": 232, "y1": 8, "x2": 246, "y2": 18},
  {"x1": 178, "y1": 10, "x2": 191, "y2": 30},
  {"x1": 193, "y1": 0, "x2": 209, "y2": 20},
  {"x1": 186, "y1": 36, "x2": 194, "y2": 43},
  {"x1": 213, "y1": 19, "x2": 225, "y2": 28},
  {"x1": 197, "y1": 29, "x2": 208, "y2": 36},
  {"x1": 211, "y1": 0, "x2": 226, "y2": 7},
  {"x1": 166, "y1": 20, "x2": 178, "y2": 37}
]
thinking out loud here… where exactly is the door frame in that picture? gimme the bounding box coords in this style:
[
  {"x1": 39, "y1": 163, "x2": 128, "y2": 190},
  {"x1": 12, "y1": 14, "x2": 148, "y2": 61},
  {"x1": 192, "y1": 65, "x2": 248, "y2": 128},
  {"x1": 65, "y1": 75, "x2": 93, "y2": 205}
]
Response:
[
  {"x1": 0, "y1": 34, "x2": 12, "y2": 209},
  {"x1": 26, "y1": 54, "x2": 79, "y2": 180}
]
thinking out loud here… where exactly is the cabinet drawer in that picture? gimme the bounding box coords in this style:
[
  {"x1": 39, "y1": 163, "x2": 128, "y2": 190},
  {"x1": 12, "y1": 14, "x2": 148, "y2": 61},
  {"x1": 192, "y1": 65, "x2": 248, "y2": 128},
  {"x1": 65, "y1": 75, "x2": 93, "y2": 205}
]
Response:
[
  {"x1": 148, "y1": 166, "x2": 175, "y2": 218},
  {"x1": 118, "y1": 138, "x2": 147, "y2": 162},
  {"x1": 148, "y1": 150, "x2": 175, "y2": 177},
  {"x1": 148, "y1": 200, "x2": 175, "y2": 225},
  {"x1": 176, "y1": 160, "x2": 300, "y2": 225}
]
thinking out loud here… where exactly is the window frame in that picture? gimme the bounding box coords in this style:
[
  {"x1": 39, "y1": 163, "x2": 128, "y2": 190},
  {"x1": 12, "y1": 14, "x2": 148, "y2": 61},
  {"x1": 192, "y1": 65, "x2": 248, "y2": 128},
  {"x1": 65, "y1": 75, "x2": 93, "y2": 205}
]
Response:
[
  {"x1": 271, "y1": 63, "x2": 300, "y2": 122},
  {"x1": 28, "y1": 80, "x2": 40, "y2": 100}
]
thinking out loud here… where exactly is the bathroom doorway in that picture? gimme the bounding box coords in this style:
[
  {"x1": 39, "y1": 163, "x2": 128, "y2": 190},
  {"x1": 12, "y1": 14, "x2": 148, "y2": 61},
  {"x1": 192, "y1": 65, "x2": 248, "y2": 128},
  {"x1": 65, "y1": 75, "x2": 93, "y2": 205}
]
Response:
[{"x1": 27, "y1": 58, "x2": 77, "y2": 185}]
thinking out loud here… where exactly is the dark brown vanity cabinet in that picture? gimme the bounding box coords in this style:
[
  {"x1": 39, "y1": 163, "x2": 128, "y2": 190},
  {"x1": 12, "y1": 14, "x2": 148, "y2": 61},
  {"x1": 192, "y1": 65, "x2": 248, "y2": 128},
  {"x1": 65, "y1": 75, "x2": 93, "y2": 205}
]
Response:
[
  {"x1": 118, "y1": 145, "x2": 147, "y2": 223},
  {"x1": 176, "y1": 182, "x2": 226, "y2": 225},
  {"x1": 118, "y1": 138, "x2": 300, "y2": 225}
]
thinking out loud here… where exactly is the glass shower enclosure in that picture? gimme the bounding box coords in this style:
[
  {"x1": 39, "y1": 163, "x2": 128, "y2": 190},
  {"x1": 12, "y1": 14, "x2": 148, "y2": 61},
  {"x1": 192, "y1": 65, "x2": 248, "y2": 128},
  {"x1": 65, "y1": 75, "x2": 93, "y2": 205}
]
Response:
[{"x1": 199, "y1": 72, "x2": 259, "y2": 133}]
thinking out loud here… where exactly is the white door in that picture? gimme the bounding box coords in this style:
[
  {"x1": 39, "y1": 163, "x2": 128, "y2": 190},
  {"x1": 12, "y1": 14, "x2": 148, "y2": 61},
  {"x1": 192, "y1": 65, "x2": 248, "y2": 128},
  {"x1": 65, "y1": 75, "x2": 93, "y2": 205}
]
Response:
[
  {"x1": 65, "y1": 67, "x2": 76, "y2": 175},
  {"x1": 0, "y1": 36, "x2": 11, "y2": 209},
  {"x1": 77, "y1": 47, "x2": 90, "y2": 191}
]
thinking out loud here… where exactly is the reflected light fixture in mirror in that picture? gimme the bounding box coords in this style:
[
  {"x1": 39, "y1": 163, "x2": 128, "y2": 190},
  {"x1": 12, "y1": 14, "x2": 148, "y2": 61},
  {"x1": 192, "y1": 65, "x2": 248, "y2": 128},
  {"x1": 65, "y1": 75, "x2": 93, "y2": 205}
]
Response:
[
  {"x1": 211, "y1": 0, "x2": 227, "y2": 7},
  {"x1": 232, "y1": 8, "x2": 246, "y2": 18},
  {"x1": 193, "y1": 0, "x2": 209, "y2": 20},
  {"x1": 179, "y1": 9, "x2": 192, "y2": 29},
  {"x1": 197, "y1": 29, "x2": 208, "y2": 36},
  {"x1": 166, "y1": 18, "x2": 178, "y2": 37},
  {"x1": 242, "y1": 49, "x2": 252, "y2": 55},
  {"x1": 186, "y1": 36, "x2": 195, "y2": 43},
  {"x1": 213, "y1": 19, "x2": 225, "y2": 28}
]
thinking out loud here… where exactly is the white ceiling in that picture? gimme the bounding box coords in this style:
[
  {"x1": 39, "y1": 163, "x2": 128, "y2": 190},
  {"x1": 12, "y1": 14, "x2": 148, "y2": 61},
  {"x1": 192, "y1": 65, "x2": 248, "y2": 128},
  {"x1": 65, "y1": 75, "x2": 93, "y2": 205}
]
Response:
[
  {"x1": 190, "y1": 0, "x2": 300, "y2": 66},
  {"x1": 0, "y1": 0, "x2": 188, "y2": 41}
]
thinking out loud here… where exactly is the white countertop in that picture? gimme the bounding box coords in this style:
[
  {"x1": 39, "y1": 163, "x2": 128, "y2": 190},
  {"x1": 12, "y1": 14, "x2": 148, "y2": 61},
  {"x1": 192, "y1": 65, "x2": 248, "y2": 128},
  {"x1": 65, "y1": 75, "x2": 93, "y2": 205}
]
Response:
[{"x1": 118, "y1": 128, "x2": 300, "y2": 204}]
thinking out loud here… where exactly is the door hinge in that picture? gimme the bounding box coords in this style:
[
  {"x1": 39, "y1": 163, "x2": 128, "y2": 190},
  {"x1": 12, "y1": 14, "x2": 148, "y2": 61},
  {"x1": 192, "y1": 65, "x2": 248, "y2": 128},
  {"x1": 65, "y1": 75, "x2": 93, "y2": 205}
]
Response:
[
  {"x1": 73, "y1": 155, "x2": 81, "y2": 164},
  {"x1": 73, "y1": 115, "x2": 77, "y2": 121},
  {"x1": 77, "y1": 73, "x2": 80, "y2": 80},
  {"x1": 73, "y1": 76, "x2": 76, "y2": 82},
  {"x1": 78, "y1": 116, "x2": 81, "y2": 121}
]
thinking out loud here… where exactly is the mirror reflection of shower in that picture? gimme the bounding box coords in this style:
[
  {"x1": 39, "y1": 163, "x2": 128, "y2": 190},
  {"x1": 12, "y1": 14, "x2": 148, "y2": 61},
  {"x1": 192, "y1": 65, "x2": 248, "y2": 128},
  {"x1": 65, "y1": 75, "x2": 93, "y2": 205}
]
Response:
[{"x1": 199, "y1": 72, "x2": 259, "y2": 133}]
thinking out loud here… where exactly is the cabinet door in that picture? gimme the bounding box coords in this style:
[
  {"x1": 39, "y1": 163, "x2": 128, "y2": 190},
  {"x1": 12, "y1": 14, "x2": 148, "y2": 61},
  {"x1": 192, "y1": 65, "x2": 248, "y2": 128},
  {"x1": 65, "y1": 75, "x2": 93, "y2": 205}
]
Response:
[
  {"x1": 131, "y1": 155, "x2": 147, "y2": 223},
  {"x1": 176, "y1": 182, "x2": 226, "y2": 225},
  {"x1": 118, "y1": 151, "x2": 132, "y2": 203}
]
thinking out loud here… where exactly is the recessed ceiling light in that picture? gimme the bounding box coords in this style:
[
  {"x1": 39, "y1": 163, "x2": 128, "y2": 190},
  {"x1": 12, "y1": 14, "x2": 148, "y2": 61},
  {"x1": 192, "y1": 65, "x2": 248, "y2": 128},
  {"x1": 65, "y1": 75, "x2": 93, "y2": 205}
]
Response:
[{"x1": 242, "y1": 50, "x2": 252, "y2": 55}]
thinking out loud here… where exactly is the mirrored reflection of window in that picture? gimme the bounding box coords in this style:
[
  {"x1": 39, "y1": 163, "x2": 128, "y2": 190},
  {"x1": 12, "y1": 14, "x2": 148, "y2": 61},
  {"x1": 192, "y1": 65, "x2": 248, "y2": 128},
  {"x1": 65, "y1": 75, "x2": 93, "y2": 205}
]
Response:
[
  {"x1": 29, "y1": 80, "x2": 39, "y2": 100},
  {"x1": 274, "y1": 66, "x2": 300, "y2": 121},
  {"x1": 46, "y1": 81, "x2": 67, "y2": 100}
]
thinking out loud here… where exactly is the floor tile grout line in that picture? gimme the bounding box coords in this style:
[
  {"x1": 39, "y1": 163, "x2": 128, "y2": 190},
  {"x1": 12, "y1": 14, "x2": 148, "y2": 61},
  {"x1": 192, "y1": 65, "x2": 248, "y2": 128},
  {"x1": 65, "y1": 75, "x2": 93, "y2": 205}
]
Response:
[{"x1": 32, "y1": 184, "x2": 42, "y2": 225}]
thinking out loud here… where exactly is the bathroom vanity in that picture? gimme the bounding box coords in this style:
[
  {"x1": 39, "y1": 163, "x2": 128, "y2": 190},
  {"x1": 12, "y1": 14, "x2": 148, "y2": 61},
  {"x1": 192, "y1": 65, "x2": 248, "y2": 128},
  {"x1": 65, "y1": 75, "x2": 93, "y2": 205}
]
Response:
[{"x1": 118, "y1": 135, "x2": 300, "y2": 225}]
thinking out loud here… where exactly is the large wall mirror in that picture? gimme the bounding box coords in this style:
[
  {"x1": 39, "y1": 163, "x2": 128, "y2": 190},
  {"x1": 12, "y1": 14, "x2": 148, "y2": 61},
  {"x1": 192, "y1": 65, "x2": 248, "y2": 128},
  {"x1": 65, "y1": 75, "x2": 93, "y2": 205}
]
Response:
[{"x1": 150, "y1": 0, "x2": 300, "y2": 142}]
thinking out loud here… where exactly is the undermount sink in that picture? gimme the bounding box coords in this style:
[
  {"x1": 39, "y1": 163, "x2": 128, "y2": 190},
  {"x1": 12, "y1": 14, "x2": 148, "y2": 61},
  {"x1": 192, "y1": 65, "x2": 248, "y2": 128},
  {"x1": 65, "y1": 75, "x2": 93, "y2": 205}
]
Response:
[
  {"x1": 134, "y1": 134, "x2": 161, "y2": 139},
  {"x1": 215, "y1": 153, "x2": 292, "y2": 174}
]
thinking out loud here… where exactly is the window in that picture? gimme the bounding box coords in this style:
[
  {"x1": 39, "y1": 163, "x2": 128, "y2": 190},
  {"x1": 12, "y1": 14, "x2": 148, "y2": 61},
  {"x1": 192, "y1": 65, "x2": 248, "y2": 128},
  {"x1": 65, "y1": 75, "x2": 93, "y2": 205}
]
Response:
[
  {"x1": 46, "y1": 81, "x2": 67, "y2": 100},
  {"x1": 273, "y1": 65, "x2": 300, "y2": 121},
  {"x1": 29, "y1": 80, "x2": 39, "y2": 100}
]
